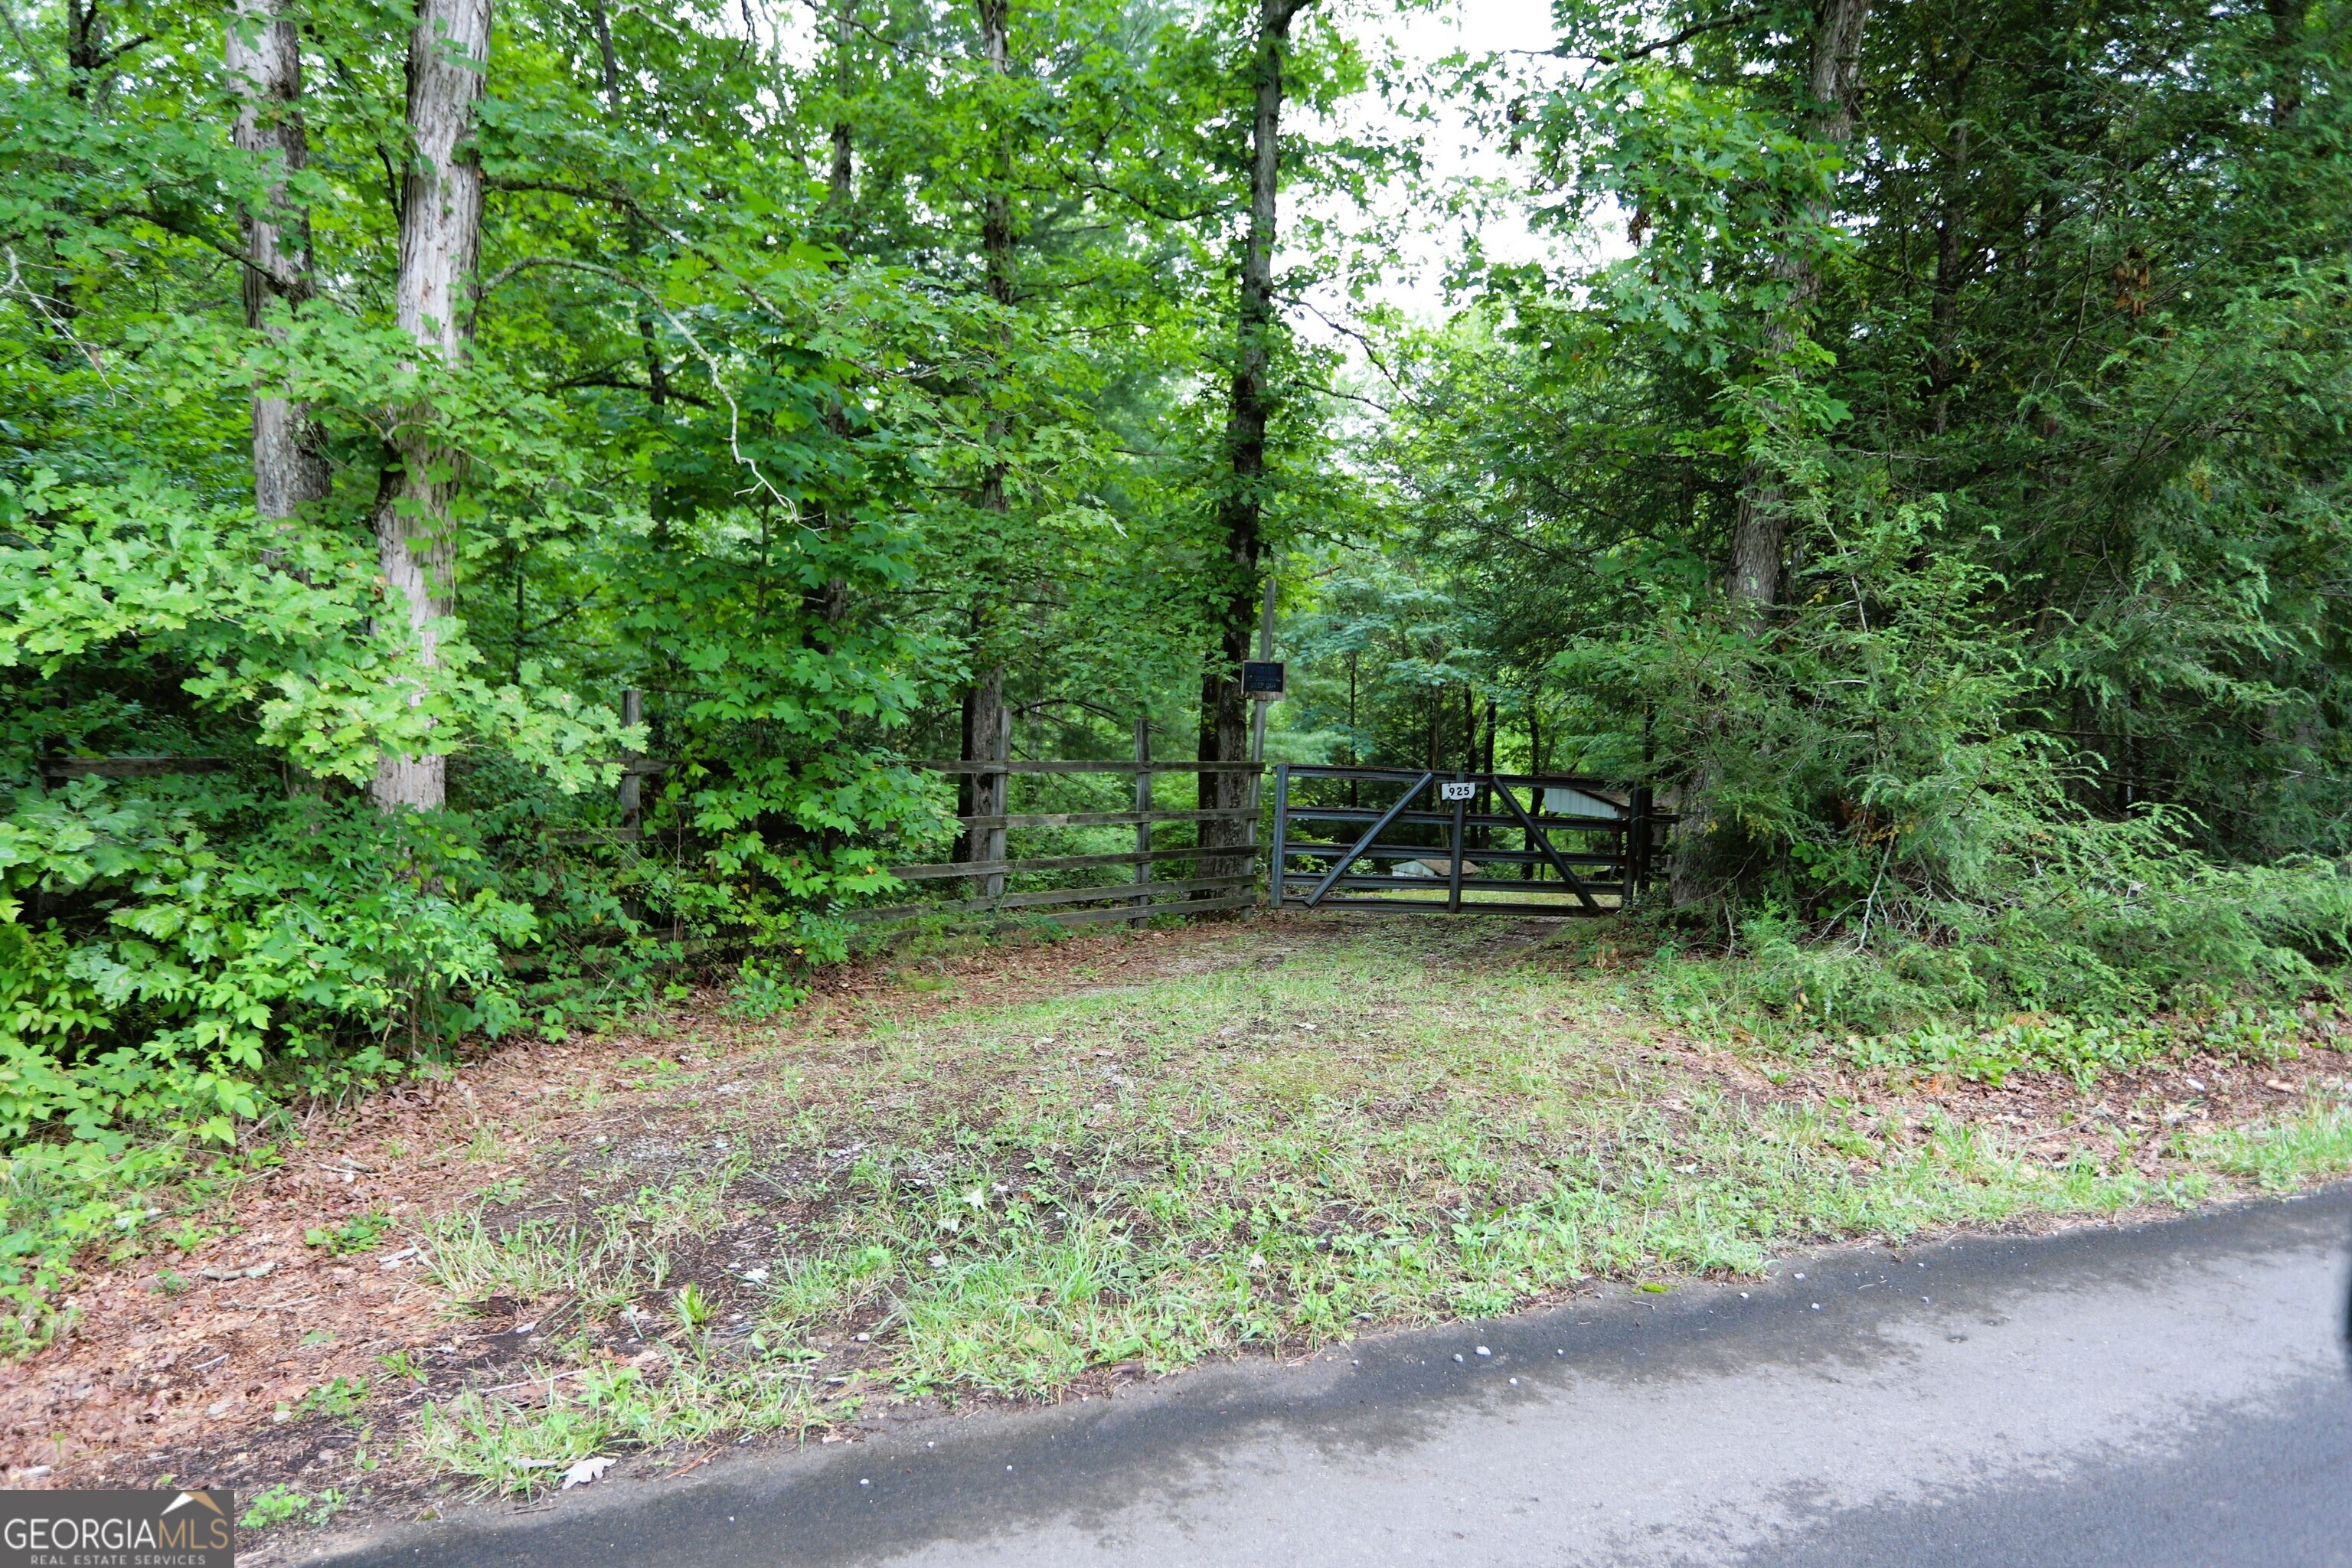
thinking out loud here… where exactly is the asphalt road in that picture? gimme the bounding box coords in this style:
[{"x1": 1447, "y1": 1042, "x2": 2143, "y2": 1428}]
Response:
[{"x1": 321, "y1": 1191, "x2": 2352, "y2": 1568}]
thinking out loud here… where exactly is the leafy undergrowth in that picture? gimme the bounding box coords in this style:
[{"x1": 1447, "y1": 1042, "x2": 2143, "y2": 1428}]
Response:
[{"x1": 11, "y1": 913, "x2": 2352, "y2": 1550}]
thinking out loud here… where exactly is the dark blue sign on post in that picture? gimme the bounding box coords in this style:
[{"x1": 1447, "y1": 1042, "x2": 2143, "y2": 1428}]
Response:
[{"x1": 1242, "y1": 661, "x2": 1286, "y2": 699}]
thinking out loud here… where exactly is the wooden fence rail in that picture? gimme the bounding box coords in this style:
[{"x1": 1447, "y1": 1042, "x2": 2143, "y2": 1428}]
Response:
[
  {"x1": 951, "y1": 807, "x2": 1251, "y2": 831},
  {"x1": 38, "y1": 755, "x2": 237, "y2": 782},
  {"x1": 875, "y1": 756, "x2": 1265, "y2": 930},
  {"x1": 909, "y1": 759, "x2": 1266, "y2": 774},
  {"x1": 852, "y1": 871, "x2": 1256, "y2": 923},
  {"x1": 890, "y1": 843, "x2": 1220, "y2": 881}
]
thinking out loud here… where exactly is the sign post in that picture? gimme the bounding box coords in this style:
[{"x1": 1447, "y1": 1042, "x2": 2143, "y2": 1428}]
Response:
[
  {"x1": 1248, "y1": 578, "x2": 1277, "y2": 900},
  {"x1": 1445, "y1": 775, "x2": 1469, "y2": 911}
]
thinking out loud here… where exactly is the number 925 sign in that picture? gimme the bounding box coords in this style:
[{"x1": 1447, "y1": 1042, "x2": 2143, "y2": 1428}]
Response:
[{"x1": 1439, "y1": 782, "x2": 1478, "y2": 802}]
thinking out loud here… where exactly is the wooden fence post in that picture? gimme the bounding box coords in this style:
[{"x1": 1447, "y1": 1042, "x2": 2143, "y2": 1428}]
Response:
[
  {"x1": 1268, "y1": 763, "x2": 1290, "y2": 910},
  {"x1": 983, "y1": 704, "x2": 1010, "y2": 901},
  {"x1": 1132, "y1": 717, "x2": 1152, "y2": 921},
  {"x1": 617, "y1": 688, "x2": 643, "y2": 841},
  {"x1": 1629, "y1": 784, "x2": 1654, "y2": 898},
  {"x1": 1446, "y1": 773, "x2": 1468, "y2": 913},
  {"x1": 1245, "y1": 577, "x2": 1273, "y2": 900}
]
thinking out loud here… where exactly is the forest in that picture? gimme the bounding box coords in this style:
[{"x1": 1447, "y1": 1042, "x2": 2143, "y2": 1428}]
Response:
[{"x1": 6, "y1": 0, "x2": 2352, "y2": 1347}]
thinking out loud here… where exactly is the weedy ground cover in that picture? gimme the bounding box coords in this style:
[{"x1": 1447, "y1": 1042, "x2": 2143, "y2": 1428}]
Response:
[
  {"x1": 8, "y1": 913, "x2": 2351, "y2": 1540},
  {"x1": 389, "y1": 916, "x2": 2352, "y2": 1489}
]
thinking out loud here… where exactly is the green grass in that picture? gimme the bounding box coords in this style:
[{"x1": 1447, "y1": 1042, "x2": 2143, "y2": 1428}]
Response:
[
  {"x1": 304, "y1": 1211, "x2": 394, "y2": 1255},
  {"x1": 239, "y1": 1485, "x2": 346, "y2": 1530},
  {"x1": 406, "y1": 918, "x2": 2352, "y2": 1489},
  {"x1": 299, "y1": 1377, "x2": 371, "y2": 1418},
  {"x1": 2187, "y1": 1106, "x2": 2352, "y2": 1191},
  {"x1": 408, "y1": 1351, "x2": 828, "y2": 1494}
]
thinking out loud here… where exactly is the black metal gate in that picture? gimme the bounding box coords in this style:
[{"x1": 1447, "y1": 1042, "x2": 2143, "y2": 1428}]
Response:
[{"x1": 1267, "y1": 766, "x2": 1667, "y2": 916}]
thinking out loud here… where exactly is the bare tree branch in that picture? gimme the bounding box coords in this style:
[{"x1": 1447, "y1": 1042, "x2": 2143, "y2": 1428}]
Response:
[
  {"x1": 482, "y1": 255, "x2": 807, "y2": 522},
  {"x1": 1505, "y1": 10, "x2": 1763, "y2": 66}
]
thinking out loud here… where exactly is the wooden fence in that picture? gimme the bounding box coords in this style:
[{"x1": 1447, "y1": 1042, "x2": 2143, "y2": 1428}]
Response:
[
  {"x1": 856, "y1": 759, "x2": 1264, "y2": 929},
  {"x1": 38, "y1": 755, "x2": 237, "y2": 782},
  {"x1": 31, "y1": 749, "x2": 1268, "y2": 930}
]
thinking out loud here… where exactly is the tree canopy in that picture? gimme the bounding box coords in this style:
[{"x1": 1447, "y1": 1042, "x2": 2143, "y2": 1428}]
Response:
[{"x1": 7, "y1": 0, "x2": 2352, "y2": 1338}]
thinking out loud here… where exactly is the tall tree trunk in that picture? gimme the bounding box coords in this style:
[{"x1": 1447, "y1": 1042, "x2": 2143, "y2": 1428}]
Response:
[
  {"x1": 1477, "y1": 693, "x2": 1495, "y2": 850},
  {"x1": 370, "y1": 0, "x2": 491, "y2": 812},
  {"x1": 64, "y1": 0, "x2": 145, "y2": 103},
  {"x1": 1347, "y1": 651, "x2": 1358, "y2": 807},
  {"x1": 808, "y1": 0, "x2": 858, "y2": 626},
  {"x1": 60, "y1": 0, "x2": 150, "y2": 328},
  {"x1": 829, "y1": 0, "x2": 855, "y2": 225},
  {"x1": 1684, "y1": 0, "x2": 1868, "y2": 906},
  {"x1": 1199, "y1": 0, "x2": 1314, "y2": 878},
  {"x1": 589, "y1": 0, "x2": 680, "y2": 531},
  {"x1": 975, "y1": 0, "x2": 1013, "y2": 522},
  {"x1": 1723, "y1": 0, "x2": 1870, "y2": 613},
  {"x1": 977, "y1": 0, "x2": 1013, "y2": 493},
  {"x1": 955, "y1": 0, "x2": 1013, "y2": 866},
  {"x1": 1925, "y1": 120, "x2": 1971, "y2": 435},
  {"x1": 2269, "y1": 0, "x2": 2304, "y2": 125},
  {"x1": 64, "y1": 0, "x2": 99, "y2": 99},
  {"x1": 1921, "y1": 38, "x2": 1978, "y2": 436},
  {"x1": 228, "y1": 0, "x2": 331, "y2": 525}
]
